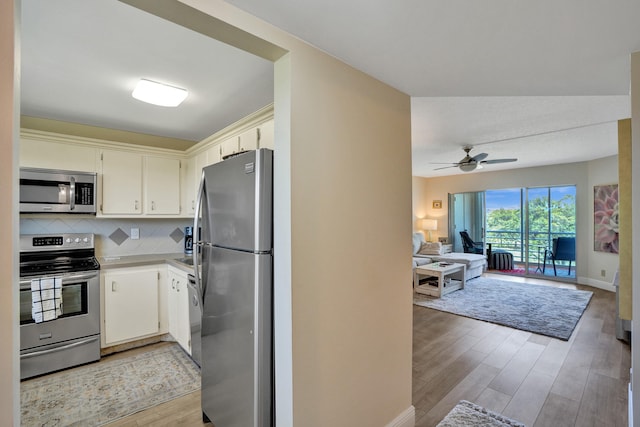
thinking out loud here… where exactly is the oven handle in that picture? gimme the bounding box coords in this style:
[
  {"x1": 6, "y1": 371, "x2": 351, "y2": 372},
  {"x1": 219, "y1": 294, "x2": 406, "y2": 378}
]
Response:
[
  {"x1": 19, "y1": 271, "x2": 100, "y2": 289},
  {"x1": 20, "y1": 336, "x2": 99, "y2": 359}
]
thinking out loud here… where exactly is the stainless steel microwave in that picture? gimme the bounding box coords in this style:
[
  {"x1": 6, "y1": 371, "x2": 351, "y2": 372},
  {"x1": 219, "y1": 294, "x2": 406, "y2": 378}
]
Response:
[{"x1": 20, "y1": 168, "x2": 97, "y2": 214}]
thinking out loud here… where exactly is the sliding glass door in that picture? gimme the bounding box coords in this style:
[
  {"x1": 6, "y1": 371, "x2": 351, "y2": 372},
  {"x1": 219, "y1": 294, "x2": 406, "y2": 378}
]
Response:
[
  {"x1": 527, "y1": 186, "x2": 576, "y2": 279},
  {"x1": 484, "y1": 185, "x2": 576, "y2": 280},
  {"x1": 485, "y1": 188, "x2": 523, "y2": 267},
  {"x1": 448, "y1": 192, "x2": 485, "y2": 253}
]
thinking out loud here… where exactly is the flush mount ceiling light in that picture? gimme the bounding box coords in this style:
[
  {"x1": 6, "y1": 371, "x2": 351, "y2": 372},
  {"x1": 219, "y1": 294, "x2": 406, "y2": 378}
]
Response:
[{"x1": 132, "y1": 79, "x2": 188, "y2": 107}]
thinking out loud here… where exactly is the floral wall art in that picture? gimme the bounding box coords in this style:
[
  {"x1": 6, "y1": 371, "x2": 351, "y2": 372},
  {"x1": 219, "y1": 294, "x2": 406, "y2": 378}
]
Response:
[{"x1": 594, "y1": 184, "x2": 619, "y2": 254}]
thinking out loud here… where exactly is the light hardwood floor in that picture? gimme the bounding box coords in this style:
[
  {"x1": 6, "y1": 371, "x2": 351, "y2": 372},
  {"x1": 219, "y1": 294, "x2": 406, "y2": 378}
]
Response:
[
  {"x1": 413, "y1": 273, "x2": 630, "y2": 427},
  {"x1": 107, "y1": 273, "x2": 629, "y2": 426}
]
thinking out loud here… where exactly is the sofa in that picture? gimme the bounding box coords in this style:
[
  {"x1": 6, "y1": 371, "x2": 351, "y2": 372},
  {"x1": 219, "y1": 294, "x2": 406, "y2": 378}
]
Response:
[{"x1": 412, "y1": 232, "x2": 487, "y2": 281}]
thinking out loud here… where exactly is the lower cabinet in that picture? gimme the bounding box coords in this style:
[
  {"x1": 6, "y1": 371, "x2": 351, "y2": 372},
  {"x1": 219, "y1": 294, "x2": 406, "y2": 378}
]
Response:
[
  {"x1": 102, "y1": 266, "x2": 161, "y2": 346},
  {"x1": 167, "y1": 266, "x2": 191, "y2": 355}
]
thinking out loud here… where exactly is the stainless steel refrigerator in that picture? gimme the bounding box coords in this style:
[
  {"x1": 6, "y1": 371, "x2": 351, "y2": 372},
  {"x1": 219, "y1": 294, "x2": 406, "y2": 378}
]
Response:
[{"x1": 193, "y1": 149, "x2": 273, "y2": 427}]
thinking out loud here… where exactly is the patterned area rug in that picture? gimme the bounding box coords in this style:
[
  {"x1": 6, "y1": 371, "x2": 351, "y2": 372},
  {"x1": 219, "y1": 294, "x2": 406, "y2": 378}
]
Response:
[
  {"x1": 21, "y1": 343, "x2": 200, "y2": 426},
  {"x1": 414, "y1": 277, "x2": 592, "y2": 340},
  {"x1": 437, "y1": 400, "x2": 525, "y2": 427}
]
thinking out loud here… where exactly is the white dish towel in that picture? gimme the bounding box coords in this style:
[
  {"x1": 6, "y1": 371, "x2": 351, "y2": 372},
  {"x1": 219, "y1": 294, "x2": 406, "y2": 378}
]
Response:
[{"x1": 31, "y1": 277, "x2": 63, "y2": 323}]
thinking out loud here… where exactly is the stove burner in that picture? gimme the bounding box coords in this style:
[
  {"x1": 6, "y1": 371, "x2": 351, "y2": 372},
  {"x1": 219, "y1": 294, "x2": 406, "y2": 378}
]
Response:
[
  {"x1": 19, "y1": 256, "x2": 100, "y2": 277},
  {"x1": 19, "y1": 234, "x2": 100, "y2": 277}
]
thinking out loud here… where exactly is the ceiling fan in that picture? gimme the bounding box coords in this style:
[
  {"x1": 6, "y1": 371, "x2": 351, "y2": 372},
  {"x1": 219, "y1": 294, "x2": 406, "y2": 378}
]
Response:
[{"x1": 433, "y1": 146, "x2": 517, "y2": 172}]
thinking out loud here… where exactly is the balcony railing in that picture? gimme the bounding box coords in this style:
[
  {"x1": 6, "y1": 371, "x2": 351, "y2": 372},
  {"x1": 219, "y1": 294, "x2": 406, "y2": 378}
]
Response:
[{"x1": 486, "y1": 230, "x2": 575, "y2": 264}]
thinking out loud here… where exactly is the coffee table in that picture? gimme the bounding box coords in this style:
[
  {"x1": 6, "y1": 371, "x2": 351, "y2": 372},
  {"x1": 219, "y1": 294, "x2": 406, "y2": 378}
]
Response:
[{"x1": 414, "y1": 262, "x2": 466, "y2": 298}]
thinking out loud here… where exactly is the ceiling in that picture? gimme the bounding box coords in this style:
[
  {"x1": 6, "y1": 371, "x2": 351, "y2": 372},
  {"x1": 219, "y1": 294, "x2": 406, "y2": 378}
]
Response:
[
  {"x1": 21, "y1": 1, "x2": 640, "y2": 177},
  {"x1": 20, "y1": 0, "x2": 274, "y2": 144}
]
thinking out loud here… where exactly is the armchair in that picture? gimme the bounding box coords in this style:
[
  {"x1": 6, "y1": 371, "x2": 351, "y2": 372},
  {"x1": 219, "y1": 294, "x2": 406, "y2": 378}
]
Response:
[
  {"x1": 543, "y1": 237, "x2": 576, "y2": 276},
  {"x1": 459, "y1": 230, "x2": 484, "y2": 254}
]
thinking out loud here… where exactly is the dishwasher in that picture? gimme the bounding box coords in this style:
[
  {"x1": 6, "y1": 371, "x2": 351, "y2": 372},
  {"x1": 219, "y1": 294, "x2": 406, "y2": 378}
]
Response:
[{"x1": 187, "y1": 273, "x2": 202, "y2": 367}]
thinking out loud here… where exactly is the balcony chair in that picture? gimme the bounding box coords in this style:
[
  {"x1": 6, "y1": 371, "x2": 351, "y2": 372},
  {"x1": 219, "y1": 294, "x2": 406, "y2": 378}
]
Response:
[
  {"x1": 459, "y1": 230, "x2": 484, "y2": 254},
  {"x1": 543, "y1": 237, "x2": 576, "y2": 276}
]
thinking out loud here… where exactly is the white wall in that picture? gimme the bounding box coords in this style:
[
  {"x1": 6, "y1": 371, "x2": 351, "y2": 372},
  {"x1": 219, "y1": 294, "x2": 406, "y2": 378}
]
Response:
[
  {"x1": 630, "y1": 50, "x2": 640, "y2": 427},
  {"x1": 0, "y1": 0, "x2": 20, "y2": 423},
  {"x1": 413, "y1": 157, "x2": 619, "y2": 289},
  {"x1": 586, "y1": 156, "x2": 620, "y2": 288}
]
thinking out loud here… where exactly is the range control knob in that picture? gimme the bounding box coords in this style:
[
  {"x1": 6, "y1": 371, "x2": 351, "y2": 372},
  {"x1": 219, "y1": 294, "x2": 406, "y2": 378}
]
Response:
[{"x1": 74, "y1": 238, "x2": 81, "y2": 243}]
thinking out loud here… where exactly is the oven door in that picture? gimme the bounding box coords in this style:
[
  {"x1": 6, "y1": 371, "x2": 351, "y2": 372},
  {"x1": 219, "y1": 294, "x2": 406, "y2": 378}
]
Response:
[{"x1": 19, "y1": 271, "x2": 100, "y2": 351}]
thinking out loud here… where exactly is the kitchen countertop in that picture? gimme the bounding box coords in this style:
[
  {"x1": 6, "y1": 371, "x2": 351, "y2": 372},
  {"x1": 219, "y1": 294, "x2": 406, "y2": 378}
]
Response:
[{"x1": 99, "y1": 253, "x2": 197, "y2": 274}]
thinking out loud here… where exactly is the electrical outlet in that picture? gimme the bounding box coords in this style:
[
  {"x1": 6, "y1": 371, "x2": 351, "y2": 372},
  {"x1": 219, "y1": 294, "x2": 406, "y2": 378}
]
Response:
[
  {"x1": 601, "y1": 269, "x2": 606, "y2": 277},
  {"x1": 131, "y1": 228, "x2": 140, "y2": 240}
]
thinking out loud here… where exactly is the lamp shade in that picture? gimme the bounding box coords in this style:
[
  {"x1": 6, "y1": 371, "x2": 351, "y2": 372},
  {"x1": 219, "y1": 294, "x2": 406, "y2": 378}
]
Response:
[{"x1": 422, "y1": 219, "x2": 437, "y2": 231}]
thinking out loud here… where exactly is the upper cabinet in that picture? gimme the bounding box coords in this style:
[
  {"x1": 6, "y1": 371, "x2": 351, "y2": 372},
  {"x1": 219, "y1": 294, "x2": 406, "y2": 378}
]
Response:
[
  {"x1": 21, "y1": 136, "x2": 97, "y2": 172},
  {"x1": 220, "y1": 136, "x2": 240, "y2": 159},
  {"x1": 21, "y1": 105, "x2": 273, "y2": 219},
  {"x1": 258, "y1": 120, "x2": 274, "y2": 150},
  {"x1": 144, "y1": 156, "x2": 181, "y2": 215},
  {"x1": 100, "y1": 150, "x2": 143, "y2": 215},
  {"x1": 99, "y1": 150, "x2": 181, "y2": 217},
  {"x1": 238, "y1": 127, "x2": 259, "y2": 152},
  {"x1": 182, "y1": 156, "x2": 197, "y2": 217}
]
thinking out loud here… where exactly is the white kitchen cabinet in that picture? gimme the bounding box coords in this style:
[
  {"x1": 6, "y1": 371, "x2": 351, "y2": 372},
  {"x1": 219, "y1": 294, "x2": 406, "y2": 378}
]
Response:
[
  {"x1": 20, "y1": 137, "x2": 98, "y2": 172},
  {"x1": 100, "y1": 150, "x2": 143, "y2": 215},
  {"x1": 186, "y1": 146, "x2": 220, "y2": 214},
  {"x1": 182, "y1": 157, "x2": 196, "y2": 217},
  {"x1": 258, "y1": 120, "x2": 274, "y2": 150},
  {"x1": 238, "y1": 127, "x2": 259, "y2": 152},
  {"x1": 144, "y1": 155, "x2": 181, "y2": 215},
  {"x1": 102, "y1": 266, "x2": 160, "y2": 346},
  {"x1": 167, "y1": 266, "x2": 191, "y2": 354},
  {"x1": 100, "y1": 149, "x2": 181, "y2": 217},
  {"x1": 206, "y1": 144, "x2": 222, "y2": 165},
  {"x1": 220, "y1": 136, "x2": 240, "y2": 159}
]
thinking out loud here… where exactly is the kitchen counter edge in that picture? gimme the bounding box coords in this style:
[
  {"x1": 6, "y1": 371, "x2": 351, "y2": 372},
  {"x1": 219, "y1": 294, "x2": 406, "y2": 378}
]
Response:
[{"x1": 99, "y1": 253, "x2": 196, "y2": 274}]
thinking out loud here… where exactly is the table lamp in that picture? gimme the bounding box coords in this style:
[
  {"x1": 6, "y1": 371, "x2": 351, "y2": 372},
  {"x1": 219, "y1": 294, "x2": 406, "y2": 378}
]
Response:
[{"x1": 422, "y1": 219, "x2": 437, "y2": 242}]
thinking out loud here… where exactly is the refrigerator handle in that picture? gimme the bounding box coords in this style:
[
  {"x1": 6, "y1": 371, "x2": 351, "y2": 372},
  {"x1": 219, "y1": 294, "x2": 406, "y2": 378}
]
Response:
[{"x1": 193, "y1": 168, "x2": 206, "y2": 303}]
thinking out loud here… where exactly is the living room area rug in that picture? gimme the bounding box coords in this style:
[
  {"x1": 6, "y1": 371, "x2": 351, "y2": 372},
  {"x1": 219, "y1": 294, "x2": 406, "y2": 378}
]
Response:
[
  {"x1": 21, "y1": 343, "x2": 200, "y2": 426},
  {"x1": 437, "y1": 400, "x2": 525, "y2": 427},
  {"x1": 414, "y1": 277, "x2": 593, "y2": 340}
]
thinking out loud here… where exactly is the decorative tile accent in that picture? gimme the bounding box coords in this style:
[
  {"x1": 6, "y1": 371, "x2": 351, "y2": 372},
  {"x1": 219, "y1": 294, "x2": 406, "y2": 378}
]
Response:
[
  {"x1": 170, "y1": 227, "x2": 184, "y2": 243},
  {"x1": 109, "y1": 228, "x2": 129, "y2": 246},
  {"x1": 20, "y1": 217, "x2": 191, "y2": 257}
]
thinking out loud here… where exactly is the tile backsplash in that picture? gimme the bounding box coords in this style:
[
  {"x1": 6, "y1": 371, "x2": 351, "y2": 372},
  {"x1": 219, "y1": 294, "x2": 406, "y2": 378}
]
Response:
[{"x1": 20, "y1": 216, "x2": 192, "y2": 257}]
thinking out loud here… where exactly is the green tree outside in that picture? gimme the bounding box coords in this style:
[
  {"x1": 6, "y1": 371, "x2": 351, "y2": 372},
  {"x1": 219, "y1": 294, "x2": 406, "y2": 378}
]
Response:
[{"x1": 486, "y1": 192, "x2": 576, "y2": 262}]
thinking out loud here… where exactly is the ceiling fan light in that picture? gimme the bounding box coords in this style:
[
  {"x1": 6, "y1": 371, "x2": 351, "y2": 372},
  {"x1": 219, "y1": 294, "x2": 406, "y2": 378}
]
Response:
[
  {"x1": 132, "y1": 79, "x2": 188, "y2": 107},
  {"x1": 459, "y1": 162, "x2": 477, "y2": 172}
]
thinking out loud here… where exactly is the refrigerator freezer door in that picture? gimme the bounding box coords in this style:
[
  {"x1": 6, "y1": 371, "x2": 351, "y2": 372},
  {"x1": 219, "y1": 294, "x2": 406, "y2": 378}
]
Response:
[
  {"x1": 201, "y1": 246, "x2": 272, "y2": 427},
  {"x1": 200, "y1": 149, "x2": 273, "y2": 252}
]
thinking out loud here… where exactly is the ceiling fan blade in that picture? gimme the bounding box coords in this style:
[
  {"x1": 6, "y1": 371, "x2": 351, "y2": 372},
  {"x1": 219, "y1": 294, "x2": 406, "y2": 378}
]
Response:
[
  {"x1": 471, "y1": 152, "x2": 488, "y2": 162},
  {"x1": 433, "y1": 165, "x2": 458, "y2": 170},
  {"x1": 482, "y1": 158, "x2": 518, "y2": 164},
  {"x1": 429, "y1": 162, "x2": 460, "y2": 165}
]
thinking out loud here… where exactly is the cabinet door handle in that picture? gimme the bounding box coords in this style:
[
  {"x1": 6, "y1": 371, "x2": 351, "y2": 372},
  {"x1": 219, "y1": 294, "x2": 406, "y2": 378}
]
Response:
[
  {"x1": 176, "y1": 281, "x2": 180, "y2": 292},
  {"x1": 134, "y1": 200, "x2": 139, "y2": 210},
  {"x1": 172, "y1": 278, "x2": 176, "y2": 289},
  {"x1": 151, "y1": 201, "x2": 156, "y2": 211},
  {"x1": 111, "y1": 281, "x2": 117, "y2": 292}
]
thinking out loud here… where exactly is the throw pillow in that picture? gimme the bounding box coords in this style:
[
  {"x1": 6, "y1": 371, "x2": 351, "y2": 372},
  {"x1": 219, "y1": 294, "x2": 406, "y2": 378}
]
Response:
[
  {"x1": 412, "y1": 233, "x2": 424, "y2": 254},
  {"x1": 418, "y1": 242, "x2": 442, "y2": 256}
]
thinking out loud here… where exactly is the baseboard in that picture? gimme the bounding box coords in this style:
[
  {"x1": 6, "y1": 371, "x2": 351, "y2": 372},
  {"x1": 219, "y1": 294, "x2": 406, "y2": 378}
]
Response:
[
  {"x1": 385, "y1": 405, "x2": 415, "y2": 427},
  {"x1": 577, "y1": 276, "x2": 615, "y2": 292}
]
